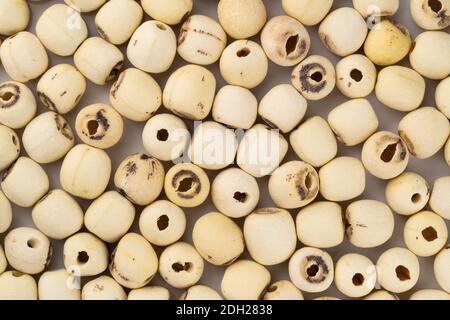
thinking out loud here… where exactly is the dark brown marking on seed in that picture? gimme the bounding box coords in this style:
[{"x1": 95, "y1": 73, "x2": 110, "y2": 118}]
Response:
[
  {"x1": 106, "y1": 60, "x2": 123, "y2": 82},
  {"x1": 172, "y1": 170, "x2": 201, "y2": 199},
  {"x1": 125, "y1": 161, "x2": 137, "y2": 176},
  {"x1": 191, "y1": 28, "x2": 224, "y2": 42},
  {"x1": 110, "y1": 72, "x2": 125, "y2": 99},
  {"x1": 45, "y1": 244, "x2": 53, "y2": 268},
  {"x1": 356, "y1": 223, "x2": 368, "y2": 228},
  {"x1": 2, "y1": 159, "x2": 17, "y2": 181},
  {"x1": 96, "y1": 25, "x2": 109, "y2": 42},
  {"x1": 437, "y1": 10, "x2": 450, "y2": 26},
  {"x1": 305, "y1": 255, "x2": 329, "y2": 283},
  {"x1": 60, "y1": 90, "x2": 67, "y2": 97},
  {"x1": 344, "y1": 214, "x2": 353, "y2": 238},
  {"x1": 197, "y1": 49, "x2": 209, "y2": 56},
  {"x1": 261, "y1": 116, "x2": 279, "y2": 130},
  {"x1": 319, "y1": 32, "x2": 336, "y2": 52},
  {"x1": 12, "y1": 135, "x2": 17, "y2": 146},
  {"x1": 51, "y1": 73, "x2": 58, "y2": 80},
  {"x1": 117, "y1": 188, "x2": 128, "y2": 198},
  {"x1": 254, "y1": 208, "x2": 280, "y2": 215},
  {"x1": 133, "y1": 39, "x2": 138, "y2": 46},
  {"x1": 299, "y1": 63, "x2": 327, "y2": 93},
  {"x1": 147, "y1": 159, "x2": 159, "y2": 179},
  {"x1": 0, "y1": 83, "x2": 20, "y2": 109},
  {"x1": 94, "y1": 284, "x2": 104, "y2": 292},
  {"x1": 89, "y1": 109, "x2": 110, "y2": 140},
  {"x1": 140, "y1": 153, "x2": 150, "y2": 160},
  {"x1": 54, "y1": 114, "x2": 74, "y2": 140},
  {"x1": 398, "y1": 130, "x2": 416, "y2": 156},
  {"x1": 37, "y1": 91, "x2": 57, "y2": 111}
]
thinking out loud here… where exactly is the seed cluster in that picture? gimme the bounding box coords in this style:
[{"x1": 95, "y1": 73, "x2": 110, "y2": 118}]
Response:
[{"x1": 0, "y1": 0, "x2": 449, "y2": 301}]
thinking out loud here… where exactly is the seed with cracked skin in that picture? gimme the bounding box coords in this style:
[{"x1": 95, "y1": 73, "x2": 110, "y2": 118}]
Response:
[
  {"x1": 0, "y1": 81, "x2": 36, "y2": 129},
  {"x1": 193, "y1": 212, "x2": 244, "y2": 266},
  {"x1": 291, "y1": 55, "x2": 335, "y2": 100},
  {"x1": 261, "y1": 15, "x2": 310, "y2": 67},
  {"x1": 0, "y1": 124, "x2": 20, "y2": 171},
  {"x1": 141, "y1": 0, "x2": 193, "y2": 25},
  {"x1": 288, "y1": 247, "x2": 334, "y2": 293},
  {"x1": 411, "y1": 0, "x2": 450, "y2": 30},
  {"x1": 82, "y1": 276, "x2": 126, "y2": 300},
  {"x1": 361, "y1": 131, "x2": 410, "y2": 180}
]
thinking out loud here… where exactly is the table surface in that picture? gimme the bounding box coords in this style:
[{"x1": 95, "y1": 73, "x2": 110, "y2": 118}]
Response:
[{"x1": 1, "y1": 0, "x2": 449, "y2": 300}]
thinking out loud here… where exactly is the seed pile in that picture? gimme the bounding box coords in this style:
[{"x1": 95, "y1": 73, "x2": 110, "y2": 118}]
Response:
[{"x1": 0, "y1": 0, "x2": 449, "y2": 300}]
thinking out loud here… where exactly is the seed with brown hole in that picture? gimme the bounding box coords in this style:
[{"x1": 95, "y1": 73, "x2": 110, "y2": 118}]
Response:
[
  {"x1": 0, "y1": 81, "x2": 37, "y2": 129},
  {"x1": 335, "y1": 253, "x2": 376, "y2": 298},
  {"x1": 411, "y1": 0, "x2": 450, "y2": 30}
]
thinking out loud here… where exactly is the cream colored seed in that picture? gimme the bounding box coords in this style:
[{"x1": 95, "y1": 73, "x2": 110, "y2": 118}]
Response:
[
  {"x1": 1, "y1": 157, "x2": 49, "y2": 208},
  {"x1": 178, "y1": 15, "x2": 227, "y2": 66},
  {"x1": 0, "y1": 0, "x2": 30, "y2": 36},
  {"x1": 82, "y1": 276, "x2": 126, "y2": 300},
  {"x1": 64, "y1": 0, "x2": 106, "y2": 13},
  {"x1": 269, "y1": 161, "x2": 319, "y2": 209},
  {"x1": 404, "y1": 211, "x2": 448, "y2": 257},
  {"x1": 263, "y1": 280, "x2": 304, "y2": 300},
  {"x1": 95, "y1": 0, "x2": 143, "y2": 45},
  {"x1": 84, "y1": 191, "x2": 135, "y2": 243},
  {"x1": 74, "y1": 37, "x2": 124, "y2": 85},
  {"x1": 336, "y1": 54, "x2": 377, "y2": 99},
  {"x1": 60, "y1": 144, "x2": 111, "y2": 200},
  {"x1": 319, "y1": 157, "x2": 366, "y2": 202},
  {"x1": 110, "y1": 233, "x2": 159, "y2": 289},
  {"x1": 159, "y1": 242, "x2": 204, "y2": 289},
  {"x1": 345, "y1": 200, "x2": 395, "y2": 248},
  {"x1": 220, "y1": 40, "x2": 268, "y2": 89},
  {"x1": 163, "y1": 64, "x2": 216, "y2": 120},
  {"x1": 362, "y1": 131, "x2": 410, "y2": 180},
  {"x1": 164, "y1": 163, "x2": 210, "y2": 208},
  {"x1": 377, "y1": 247, "x2": 420, "y2": 293},
  {"x1": 212, "y1": 85, "x2": 258, "y2": 130},
  {"x1": 281, "y1": 0, "x2": 333, "y2": 26},
  {"x1": 364, "y1": 19, "x2": 412, "y2": 66},
  {"x1": 32, "y1": 189, "x2": 83, "y2": 240},
  {"x1": 142, "y1": 113, "x2": 190, "y2": 162},
  {"x1": 0, "y1": 81, "x2": 36, "y2": 129},
  {"x1": 5, "y1": 227, "x2": 51, "y2": 275},
  {"x1": 328, "y1": 98, "x2": 379, "y2": 146},
  {"x1": 114, "y1": 153, "x2": 165, "y2": 206},
  {"x1": 23, "y1": 111, "x2": 74, "y2": 164},
  {"x1": 409, "y1": 31, "x2": 450, "y2": 80},
  {"x1": 139, "y1": 200, "x2": 186, "y2": 247},
  {"x1": 0, "y1": 191, "x2": 12, "y2": 234},
  {"x1": 410, "y1": 289, "x2": 450, "y2": 300},
  {"x1": 0, "y1": 124, "x2": 20, "y2": 171},
  {"x1": 110, "y1": 68, "x2": 162, "y2": 122},
  {"x1": 398, "y1": 107, "x2": 450, "y2": 159},
  {"x1": 430, "y1": 176, "x2": 450, "y2": 220},
  {"x1": 192, "y1": 212, "x2": 244, "y2": 266},
  {"x1": 434, "y1": 245, "x2": 450, "y2": 292},
  {"x1": 237, "y1": 124, "x2": 288, "y2": 178},
  {"x1": 63, "y1": 232, "x2": 109, "y2": 277},
  {"x1": 410, "y1": 0, "x2": 450, "y2": 30},
  {"x1": 0, "y1": 271, "x2": 37, "y2": 300},
  {"x1": 258, "y1": 84, "x2": 308, "y2": 133},
  {"x1": 436, "y1": 77, "x2": 450, "y2": 118},
  {"x1": 244, "y1": 208, "x2": 297, "y2": 266},
  {"x1": 291, "y1": 55, "x2": 336, "y2": 101},
  {"x1": 217, "y1": 0, "x2": 267, "y2": 39},
  {"x1": 334, "y1": 253, "x2": 377, "y2": 298},
  {"x1": 296, "y1": 202, "x2": 344, "y2": 249},
  {"x1": 375, "y1": 66, "x2": 426, "y2": 112},
  {"x1": 181, "y1": 285, "x2": 223, "y2": 300},
  {"x1": 0, "y1": 31, "x2": 48, "y2": 82},
  {"x1": 290, "y1": 116, "x2": 337, "y2": 168},
  {"x1": 261, "y1": 15, "x2": 310, "y2": 67},
  {"x1": 37, "y1": 64, "x2": 86, "y2": 114},
  {"x1": 211, "y1": 167, "x2": 260, "y2": 219},
  {"x1": 38, "y1": 269, "x2": 81, "y2": 301},
  {"x1": 288, "y1": 247, "x2": 334, "y2": 293},
  {"x1": 363, "y1": 290, "x2": 399, "y2": 300},
  {"x1": 127, "y1": 21, "x2": 177, "y2": 74},
  {"x1": 385, "y1": 172, "x2": 430, "y2": 216},
  {"x1": 141, "y1": 0, "x2": 193, "y2": 25},
  {"x1": 128, "y1": 286, "x2": 170, "y2": 300},
  {"x1": 352, "y1": 0, "x2": 399, "y2": 17},
  {"x1": 319, "y1": 7, "x2": 368, "y2": 57},
  {"x1": 221, "y1": 260, "x2": 271, "y2": 300},
  {"x1": 36, "y1": 4, "x2": 88, "y2": 56}
]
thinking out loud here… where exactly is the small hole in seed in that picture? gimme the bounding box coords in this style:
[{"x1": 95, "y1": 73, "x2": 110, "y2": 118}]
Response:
[
  {"x1": 172, "y1": 262, "x2": 192, "y2": 272},
  {"x1": 87, "y1": 120, "x2": 99, "y2": 135},
  {"x1": 306, "y1": 264, "x2": 319, "y2": 277},
  {"x1": 422, "y1": 226, "x2": 438, "y2": 242},
  {"x1": 352, "y1": 273, "x2": 365, "y2": 286},
  {"x1": 77, "y1": 251, "x2": 89, "y2": 264},
  {"x1": 233, "y1": 191, "x2": 247, "y2": 203},
  {"x1": 305, "y1": 173, "x2": 313, "y2": 189},
  {"x1": 236, "y1": 48, "x2": 250, "y2": 57},
  {"x1": 350, "y1": 69, "x2": 363, "y2": 82},
  {"x1": 285, "y1": 34, "x2": 299, "y2": 56},
  {"x1": 411, "y1": 193, "x2": 421, "y2": 203},
  {"x1": 177, "y1": 178, "x2": 193, "y2": 192},
  {"x1": 157, "y1": 129, "x2": 169, "y2": 141},
  {"x1": 395, "y1": 265, "x2": 411, "y2": 281},
  {"x1": 311, "y1": 72, "x2": 323, "y2": 82},
  {"x1": 428, "y1": 0, "x2": 442, "y2": 13},
  {"x1": 156, "y1": 23, "x2": 166, "y2": 30},
  {"x1": 12, "y1": 271, "x2": 24, "y2": 277},
  {"x1": 27, "y1": 239, "x2": 39, "y2": 248},
  {"x1": 0, "y1": 92, "x2": 14, "y2": 101},
  {"x1": 267, "y1": 285, "x2": 278, "y2": 293},
  {"x1": 380, "y1": 143, "x2": 397, "y2": 163},
  {"x1": 157, "y1": 214, "x2": 169, "y2": 231},
  {"x1": 12, "y1": 135, "x2": 17, "y2": 145}
]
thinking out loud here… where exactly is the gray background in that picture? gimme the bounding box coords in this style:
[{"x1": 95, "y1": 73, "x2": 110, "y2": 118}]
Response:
[{"x1": 0, "y1": 0, "x2": 449, "y2": 300}]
